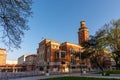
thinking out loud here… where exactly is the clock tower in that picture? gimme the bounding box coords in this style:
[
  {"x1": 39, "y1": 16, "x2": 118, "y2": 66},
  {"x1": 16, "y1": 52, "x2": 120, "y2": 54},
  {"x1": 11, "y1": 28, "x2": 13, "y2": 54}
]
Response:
[{"x1": 78, "y1": 21, "x2": 89, "y2": 45}]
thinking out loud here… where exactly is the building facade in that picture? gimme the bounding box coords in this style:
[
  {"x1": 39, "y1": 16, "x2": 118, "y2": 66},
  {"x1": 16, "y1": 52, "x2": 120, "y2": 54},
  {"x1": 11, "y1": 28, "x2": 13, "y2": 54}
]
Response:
[
  {"x1": 36, "y1": 39, "x2": 84, "y2": 73},
  {"x1": 78, "y1": 21, "x2": 89, "y2": 45},
  {"x1": 25, "y1": 54, "x2": 37, "y2": 71},
  {"x1": 36, "y1": 21, "x2": 111, "y2": 73},
  {"x1": 6, "y1": 60, "x2": 18, "y2": 65},
  {"x1": 0, "y1": 48, "x2": 7, "y2": 65},
  {"x1": 18, "y1": 54, "x2": 30, "y2": 65},
  {"x1": 0, "y1": 49, "x2": 23, "y2": 72}
]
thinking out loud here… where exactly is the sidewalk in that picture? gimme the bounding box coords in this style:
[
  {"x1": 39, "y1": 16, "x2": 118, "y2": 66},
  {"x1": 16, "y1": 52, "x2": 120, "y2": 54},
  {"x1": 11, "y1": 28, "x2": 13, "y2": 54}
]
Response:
[
  {"x1": 9, "y1": 73, "x2": 120, "y2": 80},
  {"x1": 9, "y1": 74, "x2": 68, "y2": 80}
]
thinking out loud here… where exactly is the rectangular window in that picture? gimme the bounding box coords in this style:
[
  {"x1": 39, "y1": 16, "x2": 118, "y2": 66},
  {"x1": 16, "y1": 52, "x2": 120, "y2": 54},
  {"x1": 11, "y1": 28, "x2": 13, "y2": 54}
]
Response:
[
  {"x1": 55, "y1": 51, "x2": 66, "y2": 59},
  {"x1": 56, "y1": 46, "x2": 59, "y2": 49},
  {"x1": 61, "y1": 51, "x2": 66, "y2": 59},
  {"x1": 56, "y1": 52, "x2": 59, "y2": 59},
  {"x1": 61, "y1": 61, "x2": 65, "y2": 64},
  {"x1": 47, "y1": 47, "x2": 50, "y2": 58}
]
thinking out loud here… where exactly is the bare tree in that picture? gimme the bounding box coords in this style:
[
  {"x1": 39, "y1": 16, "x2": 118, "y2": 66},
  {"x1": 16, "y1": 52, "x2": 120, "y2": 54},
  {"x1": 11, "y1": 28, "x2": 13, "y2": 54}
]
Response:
[{"x1": 0, "y1": 0, "x2": 32, "y2": 49}]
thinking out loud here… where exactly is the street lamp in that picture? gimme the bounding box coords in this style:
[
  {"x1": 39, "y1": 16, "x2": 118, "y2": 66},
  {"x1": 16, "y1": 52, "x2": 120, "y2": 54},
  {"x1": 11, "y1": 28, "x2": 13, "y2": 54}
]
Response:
[{"x1": 79, "y1": 48, "x2": 82, "y2": 75}]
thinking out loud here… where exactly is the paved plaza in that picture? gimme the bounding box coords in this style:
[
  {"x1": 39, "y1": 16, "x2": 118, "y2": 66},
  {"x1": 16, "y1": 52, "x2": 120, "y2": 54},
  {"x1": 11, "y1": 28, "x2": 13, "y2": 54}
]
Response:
[{"x1": 7, "y1": 73, "x2": 120, "y2": 80}]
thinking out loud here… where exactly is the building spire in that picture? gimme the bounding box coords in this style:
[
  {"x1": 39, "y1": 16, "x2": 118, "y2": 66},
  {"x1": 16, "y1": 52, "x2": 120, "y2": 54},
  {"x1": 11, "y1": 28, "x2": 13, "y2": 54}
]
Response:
[
  {"x1": 78, "y1": 21, "x2": 89, "y2": 45},
  {"x1": 80, "y1": 21, "x2": 86, "y2": 28}
]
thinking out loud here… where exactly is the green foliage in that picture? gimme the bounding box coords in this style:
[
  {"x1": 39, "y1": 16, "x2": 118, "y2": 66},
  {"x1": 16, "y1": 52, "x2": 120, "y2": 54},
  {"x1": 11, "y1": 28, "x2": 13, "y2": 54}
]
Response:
[
  {"x1": 80, "y1": 19, "x2": 120, "y2": 71},
  {"x1": 101, "y1": 72, "x2": 110, "y2": 76},
  {"x1": 105, "y1": 70, "x2": 120, "y2": 74},
  {"x1": 103, "y1": 19, "x2": 120, "y2": 69},
  {"x1": 81, "y1": 34, "x2": 107, "y2": 71},
  {"x1": 39, "y1": 76, "x2": 119, "y2": 80},
  {"x1": 98, "y1": 70, "x2": 120, "y2": 76}
]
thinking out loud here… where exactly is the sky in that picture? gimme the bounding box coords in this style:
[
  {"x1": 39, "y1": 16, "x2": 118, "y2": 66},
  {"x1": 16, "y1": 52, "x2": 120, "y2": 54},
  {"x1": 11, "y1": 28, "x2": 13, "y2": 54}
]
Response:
[{"x1": 1, "y1": 0, "x2": 120, "y2": 60}]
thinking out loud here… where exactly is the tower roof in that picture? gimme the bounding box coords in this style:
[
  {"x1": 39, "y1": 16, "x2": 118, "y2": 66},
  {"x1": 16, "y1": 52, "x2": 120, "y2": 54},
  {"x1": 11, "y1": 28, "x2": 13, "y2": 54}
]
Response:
[
  {"x1": 80, "y1": 21, "x2": 86, "y2": 27},
  {"x1": 79, "y1": 21, "x2": 88, "y2": 30}
]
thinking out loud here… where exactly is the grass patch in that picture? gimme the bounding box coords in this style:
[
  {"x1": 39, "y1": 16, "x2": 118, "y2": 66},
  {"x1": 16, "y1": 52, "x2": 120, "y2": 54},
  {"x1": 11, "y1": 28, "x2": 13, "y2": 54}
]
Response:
[
  {"x1": 106, "y1": 70, "x2": 120, "y2": 74},
  {"x1": 39, "y1": 76, "x2": 119, "y2": 80},
  {"x1": 98, "y1": 70, "x2": 120, "y2": 76}
]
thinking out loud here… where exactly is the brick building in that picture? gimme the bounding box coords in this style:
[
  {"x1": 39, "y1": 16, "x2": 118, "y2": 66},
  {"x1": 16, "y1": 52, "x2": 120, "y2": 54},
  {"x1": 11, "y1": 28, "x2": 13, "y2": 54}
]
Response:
[
  {"x1": 36, "y1": 21, "x2": 90, "y2": 73},
  {"x1": 36, "y1": 39, "x2": 84, "y2": 73},
  {"x1": 0, "y1": 49, "x2": 23, "y2": 72},
  {"x1": 36, "y1": 21, "x2": 111, "y2": 73},
  {"x1": 0, "y1": 48, "x2": 7, "y2": 65},
  {"x1": 25, "y1": 54, "x2": 37, "y2": 71},
  {"x1": 78, "y1": 21, "x2": 89, "y2": 45}
]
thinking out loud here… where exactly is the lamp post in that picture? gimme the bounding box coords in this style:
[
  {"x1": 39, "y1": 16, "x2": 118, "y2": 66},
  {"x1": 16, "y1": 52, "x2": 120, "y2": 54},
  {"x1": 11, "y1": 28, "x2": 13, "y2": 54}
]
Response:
[{"x1": 79, "y1": 48, "x2": 82, "y2": 75}]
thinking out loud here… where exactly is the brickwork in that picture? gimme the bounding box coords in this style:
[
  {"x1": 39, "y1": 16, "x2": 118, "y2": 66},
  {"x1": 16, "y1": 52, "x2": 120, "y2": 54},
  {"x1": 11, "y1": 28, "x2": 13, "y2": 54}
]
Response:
[
  {"x1": 0, "y1": 48, "x2": 7, "y2": 65},
  {"x1": 36, "y1": 21, "x2": 111, "y2": 73},
  {"x1": 25, "y1": 54, "x2": 37, "y2": 71},
  {"x1": 78, "y1": 21, "x2": 89, "y2": 45}
]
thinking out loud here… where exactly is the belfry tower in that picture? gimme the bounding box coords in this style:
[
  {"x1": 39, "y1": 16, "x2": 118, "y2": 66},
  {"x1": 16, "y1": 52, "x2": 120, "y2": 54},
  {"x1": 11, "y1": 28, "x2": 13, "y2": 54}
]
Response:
[{"x1": 78, "y1": 21, "x2": 89, "y2": 45}]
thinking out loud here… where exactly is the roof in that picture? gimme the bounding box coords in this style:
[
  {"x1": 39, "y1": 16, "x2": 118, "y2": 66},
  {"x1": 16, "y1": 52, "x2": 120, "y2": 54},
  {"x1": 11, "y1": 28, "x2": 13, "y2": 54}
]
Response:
[
  {"x1": 26, "y1": 54, "x2": 37, "y2": 57},
  {"x1": 61, "y1": 42, "x2": 82, "y2": 47},
  {"x1": 0, "y1": 48, "x2": 6, "y2": 50},
  {"x1": 39, "y1": 38, "x2": 60, "y2": 45}
]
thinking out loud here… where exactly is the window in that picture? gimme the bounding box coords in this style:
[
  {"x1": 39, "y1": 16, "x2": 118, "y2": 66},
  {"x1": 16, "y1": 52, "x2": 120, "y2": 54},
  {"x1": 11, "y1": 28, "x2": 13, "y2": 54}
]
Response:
[
  {"x1": 56, "y1": 46, "x2": 59, "y2": 49},
  {"x1": 56, "y1": 52, "x2": 59, "y2": 59},
  {"x1": 72, "y1": 66, "x2": 75, "y2": 69},
  {"x1": 52, "y1": 45, "x2": 59, "y2": 49},
  {"x1": 52, "y1": 45, "x2": 56, "y2": 48},
  {"x1": 61, "y1": 52, "x2": 66, "y2": 59},
  {"x1": 47, "y1": 47, "x2": 50, "y2": 58},
  {"x1": 55, "y1": 51, "x2": 66, "y2": 59},
  {"x1": 61, "y1": 61, "x2": 65, "y2": 64}
]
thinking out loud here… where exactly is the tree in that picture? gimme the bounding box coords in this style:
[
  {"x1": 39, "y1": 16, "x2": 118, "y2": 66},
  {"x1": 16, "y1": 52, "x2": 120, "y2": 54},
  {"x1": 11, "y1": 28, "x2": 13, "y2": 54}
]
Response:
[
  {"x1": 104, "y1": 19, "x2": 120, "y2": 69},
  {"x1": 0, "y1": 0, "x2": 32, "y2": 49},
  {"x1": 81, "y1": 30, "x2": 108, "y2": 71}
]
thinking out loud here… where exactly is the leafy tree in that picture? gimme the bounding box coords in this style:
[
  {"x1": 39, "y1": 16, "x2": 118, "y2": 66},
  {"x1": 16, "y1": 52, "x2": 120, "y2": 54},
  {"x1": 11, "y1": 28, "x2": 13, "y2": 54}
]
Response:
[
  {"x1": 81, "y1": 30, "x2": 108, "y2": 71},
  {"x1": 0, "y1": 0, "x2": 32, "y2": 49},
  {"x1": 104, "y1": 19, "x2": 120, "y2": 69}
]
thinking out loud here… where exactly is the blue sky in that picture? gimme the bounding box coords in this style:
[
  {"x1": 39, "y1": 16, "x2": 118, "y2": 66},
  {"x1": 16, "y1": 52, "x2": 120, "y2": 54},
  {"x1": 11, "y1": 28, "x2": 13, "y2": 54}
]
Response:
[{"x1": 1, "y1": 0, "x2": 120, "y2": 60}]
